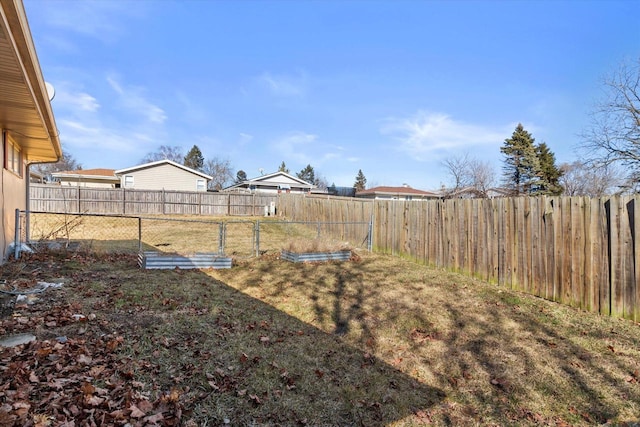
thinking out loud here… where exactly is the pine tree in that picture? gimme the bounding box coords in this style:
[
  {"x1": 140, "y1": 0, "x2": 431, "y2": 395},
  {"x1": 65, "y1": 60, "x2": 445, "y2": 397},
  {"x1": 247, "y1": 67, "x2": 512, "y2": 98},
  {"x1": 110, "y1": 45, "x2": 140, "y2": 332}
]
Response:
[
  {"x1": 296, "y1": 164, "x2": 315, "y2": 185},
  {"x1": 536, "y1": 142, "x2": 563, "y2": 195},
  {"x1": 500, "y1": 124, "x2": 541, "y2": 195},
  {"x1": 328, "y1": 183, "x2": 337, "y2": 195},
  {"x1": 183, "y1": 145, "x2": 204, "y2": 171},
  {"x1": 354, "y1": 169, "x2": 367, "y2": 191},
  {"x1": 278, "y1": 161, "x2": 290, "y2": 174}
]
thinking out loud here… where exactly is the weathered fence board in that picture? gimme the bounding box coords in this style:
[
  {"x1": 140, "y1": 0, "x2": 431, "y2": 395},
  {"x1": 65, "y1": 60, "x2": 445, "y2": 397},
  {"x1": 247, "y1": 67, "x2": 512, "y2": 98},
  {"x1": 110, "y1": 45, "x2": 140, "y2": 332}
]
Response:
[
  {"x1": 30, "y1": 185, "x2": 640, "y2": 321},
  {"x1": 277, "y1": 193, "x2": 640, "y2": 321},
  {"x1": 30, "y1": 185, "x2": 277, "y2": 217}
]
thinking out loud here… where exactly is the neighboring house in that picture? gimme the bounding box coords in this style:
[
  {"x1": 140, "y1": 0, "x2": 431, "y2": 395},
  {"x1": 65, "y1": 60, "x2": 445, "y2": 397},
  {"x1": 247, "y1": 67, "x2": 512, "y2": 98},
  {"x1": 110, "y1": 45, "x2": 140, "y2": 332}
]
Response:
[
  {"x1": 115, "y1": 160, "x2": 212, "y2": 192},
  {"x1": 223, "y1": 171, "x2": 315, "y2": 194},
  {"x1": 29, "y1": 169, "x2": 44, "y2": 184},
  {"x1": 443, "y1": 186, "x2": 511, "y2": 199},
  {"x1": 356, "y1": 185, "x2": 440, "y2": 201},
  {"x1": 485, "y1": 187, "x2": 511, "y2": 198},
  {"x1": 51, "y1": 168, "x2": 119, "y2": 188},
  {"x1": 0, "y1": 0, "x2": 62, "y2": 259}
]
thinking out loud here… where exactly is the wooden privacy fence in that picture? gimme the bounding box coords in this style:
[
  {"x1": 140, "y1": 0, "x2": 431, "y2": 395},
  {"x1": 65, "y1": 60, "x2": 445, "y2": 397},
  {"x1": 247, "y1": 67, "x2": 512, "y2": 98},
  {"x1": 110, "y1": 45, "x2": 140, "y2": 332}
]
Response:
[
  {"x1": 277, "y1": 194, "x2": 640, "y2": 321},
  {"x1": 29, "y1": 184, "x2": 277, "y2": 216}
]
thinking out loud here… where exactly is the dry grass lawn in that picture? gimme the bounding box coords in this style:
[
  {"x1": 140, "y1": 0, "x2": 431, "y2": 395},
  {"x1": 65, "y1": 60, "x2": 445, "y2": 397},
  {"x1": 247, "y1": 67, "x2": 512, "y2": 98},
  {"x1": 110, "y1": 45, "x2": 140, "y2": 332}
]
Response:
[
  {"x1": 26, "y1": 213, "x2": 327, "y2": 257},
  {"x1": 1, "y1": 249, "x2": 639, "y2": 426}
]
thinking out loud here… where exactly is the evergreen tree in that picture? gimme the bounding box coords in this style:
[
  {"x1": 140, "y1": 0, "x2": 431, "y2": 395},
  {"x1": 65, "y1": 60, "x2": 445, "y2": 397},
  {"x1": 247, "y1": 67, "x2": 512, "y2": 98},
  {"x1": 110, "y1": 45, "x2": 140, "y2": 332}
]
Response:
[
  {"x1": 278, "y1": 161, "x2": 290, "y2": 174},
  {"x1": 328, "y1": 182, "x2": 337, "y2": 195},
  {"x1": 235, "y1": 170, "x2": 247, "y2": 183},
  {"x1": 535, "y1": 142, "x2": 563, "y2": 195},
  {"x1": 296, "y1": 164, "x2": 315, "y2": 185},
  {"x1": 183, "y1": 145, "x2": 204, "y2": 171},
  {"x1": 500, "y1": 124, "x2": 541, "y2": 195},
  {"x1": 354, "y1": 169, "x2": 367, "y2": 191}
]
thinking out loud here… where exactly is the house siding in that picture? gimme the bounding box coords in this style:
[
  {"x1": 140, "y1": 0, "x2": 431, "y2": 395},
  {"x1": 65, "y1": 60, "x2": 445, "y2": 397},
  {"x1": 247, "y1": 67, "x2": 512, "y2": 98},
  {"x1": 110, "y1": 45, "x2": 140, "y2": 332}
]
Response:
[
  {"x1": 0, "y1": 131, "x2": 27, "y2": 260},
  {"x1": 120, "y1": 163, "x2": 207, "y2": 191},
  {"x1": 250, "y1": 186, "x2": 309, "y2": 195},
  {"x1": 255, "y1": 176, "x2": 305, "y2": 186},
  {"x1": 225, "y1": 172, "x2": 313, "y2": 194},
  {"x1": 59, "y1": 178, "x2": 117, "y2": 188}
]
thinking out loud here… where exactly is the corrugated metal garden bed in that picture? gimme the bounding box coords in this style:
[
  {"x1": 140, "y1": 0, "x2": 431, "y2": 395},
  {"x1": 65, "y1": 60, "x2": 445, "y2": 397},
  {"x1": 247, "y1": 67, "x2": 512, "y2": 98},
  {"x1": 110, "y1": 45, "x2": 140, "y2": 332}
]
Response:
[
  {"x1": 139, "y1": 251, "x2": 232, "y2": 269},
  {"x1": 281, "y1": 249, "x2": 352, "y2": 263}
]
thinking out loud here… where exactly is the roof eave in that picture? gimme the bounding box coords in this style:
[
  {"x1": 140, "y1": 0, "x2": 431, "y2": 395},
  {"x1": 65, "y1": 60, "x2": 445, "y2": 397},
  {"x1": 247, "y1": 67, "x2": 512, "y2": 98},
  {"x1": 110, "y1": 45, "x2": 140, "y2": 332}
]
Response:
[
  {"x1": 51, "y1": 173, "x2": 120, "y2": 181},
  {"x1": 1, "y1": 0, "x2": 61, "y2": 163},
  {"x1": 115, "y1": 160, "x2": 213, "y2": 180}
]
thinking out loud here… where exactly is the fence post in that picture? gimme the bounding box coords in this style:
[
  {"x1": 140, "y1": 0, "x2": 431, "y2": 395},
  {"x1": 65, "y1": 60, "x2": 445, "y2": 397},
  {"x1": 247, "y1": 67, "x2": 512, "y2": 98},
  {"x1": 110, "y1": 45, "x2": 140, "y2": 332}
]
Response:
[
  {"x1": 138, "y1": 217, "x2": 142, "y2": 252},
  {"x1": 255, "y1": 220, "x2": 260, "y2": 257},
  {"x1": 218, "y1": 223, "x2": 225, "y2": 255},
  {"x1": 122, "y1": 188, "x2": 126, "y2": 215},
  {"x1": 25, "y1": 209, "x2": 30, "y2": 246},
  {"x1": 368, "y1": 215, "x2": 374, "y2": 252},
  {"x1": 317, "y1": 221, "x2": 321, "y2": 238},
  {"x1": 14, "y1": 209, "x2": 20, "y2": 259},
  {"x1": 77, "y1": 187, "x2": 81, "y2": 214}
]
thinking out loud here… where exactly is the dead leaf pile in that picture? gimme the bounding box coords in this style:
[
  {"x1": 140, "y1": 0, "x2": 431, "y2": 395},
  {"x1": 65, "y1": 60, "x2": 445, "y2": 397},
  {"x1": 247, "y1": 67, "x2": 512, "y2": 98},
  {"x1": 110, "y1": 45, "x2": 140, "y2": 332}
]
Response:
[
  {"x1": 0, "y1": 252, "x2": 184, "y2": 426},
  {"x1": 0, "y1": 334, "x2": 184, "y2": 426}
]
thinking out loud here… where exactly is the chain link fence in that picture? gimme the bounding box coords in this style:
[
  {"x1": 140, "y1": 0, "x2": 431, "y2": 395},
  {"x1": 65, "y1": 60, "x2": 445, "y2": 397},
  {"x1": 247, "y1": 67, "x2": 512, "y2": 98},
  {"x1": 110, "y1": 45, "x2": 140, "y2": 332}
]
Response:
[{"x1": 16, "y1": 211, "x2": 372, "y2": 259}]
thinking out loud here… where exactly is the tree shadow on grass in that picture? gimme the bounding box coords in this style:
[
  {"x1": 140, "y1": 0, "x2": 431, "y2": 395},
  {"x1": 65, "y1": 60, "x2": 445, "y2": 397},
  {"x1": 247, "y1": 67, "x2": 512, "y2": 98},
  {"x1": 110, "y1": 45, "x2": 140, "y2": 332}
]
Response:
[
  {"x1": 436, "y1": 279, "x2": 640, "y2": 425},
  {"x1": 181, "y1": 277, "x2": 445, "y2": 425},
  {"x1": 218, "y1": 253, "x2": 640, "y2": 425},
  {"x1": 0, "y1": 251, "x2": 444, "y2": 426}
]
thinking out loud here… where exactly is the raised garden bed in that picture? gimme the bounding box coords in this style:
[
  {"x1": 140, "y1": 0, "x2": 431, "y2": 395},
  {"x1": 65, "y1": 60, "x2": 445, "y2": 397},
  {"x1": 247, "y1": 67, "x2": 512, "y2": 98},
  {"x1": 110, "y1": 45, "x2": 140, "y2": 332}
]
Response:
[
  {"x1": 281, "y1": 249, "x2": 352, "y2": 263},
  {"x1": 138, "y1": 251, "x2": 232, "y2": 269}
]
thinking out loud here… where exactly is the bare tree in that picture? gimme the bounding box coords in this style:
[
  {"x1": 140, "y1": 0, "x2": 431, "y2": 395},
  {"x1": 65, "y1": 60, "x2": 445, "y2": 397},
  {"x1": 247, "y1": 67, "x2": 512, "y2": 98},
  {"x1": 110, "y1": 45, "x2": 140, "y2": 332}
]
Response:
[
  {"x1": 442, "y1": 153, "x2": 472, "y2": 191},
  {"x1": 141, "y1": 145, "x2": 184, "y2": 164},
  {"x1": 442, "y1": 153, "x2": 496, "y2": 197},
  {"x1": 202, "y1": 157, "x2": 234, "y2": 191},
  {"x1": 315, "y1": 174, "x2": 329, "y2": 190},
  {"x1": 468, "y1": 159, "x2": 496, "y2": 197},
  {"x1": 32, "y1": 150, "x2": 82, "y2": 181},
  {"x1": 559, "y1": 161, "x2": 622, "y2": 197},
  {"x1": 580, "y1": 58, "x2": 640, "y2": 182}
]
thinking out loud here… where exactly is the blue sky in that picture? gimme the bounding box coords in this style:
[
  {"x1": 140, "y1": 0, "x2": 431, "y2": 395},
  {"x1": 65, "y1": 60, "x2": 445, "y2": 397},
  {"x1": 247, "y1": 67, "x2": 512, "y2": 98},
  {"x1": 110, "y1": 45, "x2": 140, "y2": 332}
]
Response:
[{"x1": 25, "y1": 0, "x2": 640, "y2": 190}]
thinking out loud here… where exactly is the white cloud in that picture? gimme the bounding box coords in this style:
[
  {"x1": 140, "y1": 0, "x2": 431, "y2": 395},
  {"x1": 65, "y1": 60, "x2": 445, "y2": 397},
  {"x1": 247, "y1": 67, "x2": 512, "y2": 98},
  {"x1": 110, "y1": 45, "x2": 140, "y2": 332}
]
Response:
[
  {"x1": 259, "y1": 72, "x2": 306, "y2": 97},
  {"x1": 53, "y1": 85, "x2": 100, "y2": 112},
  {"x1": 57, "y1": 119, "x2": 146, "y2": 153},
  {"x1": 106, "y1": 75, "x2": 167, "y2": 124},
  {"x1": 41, "y1": 35, "x2": 78, "y2": 53},
  {"x1": 35, "y1": 1, "x2": 147, "y2": 44},
  {"x1": 381, "y1": 111, "x2": 512, "y2": 160},
  {"x1": 175, "y1": 91, "x2": 209, "y2": 124},
  {"x1": 238, "y1": 133, "x2": 254, "y2": 145},
  {"x1": 272, "y1": 131, "x2": 318, "y2": 165}
]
